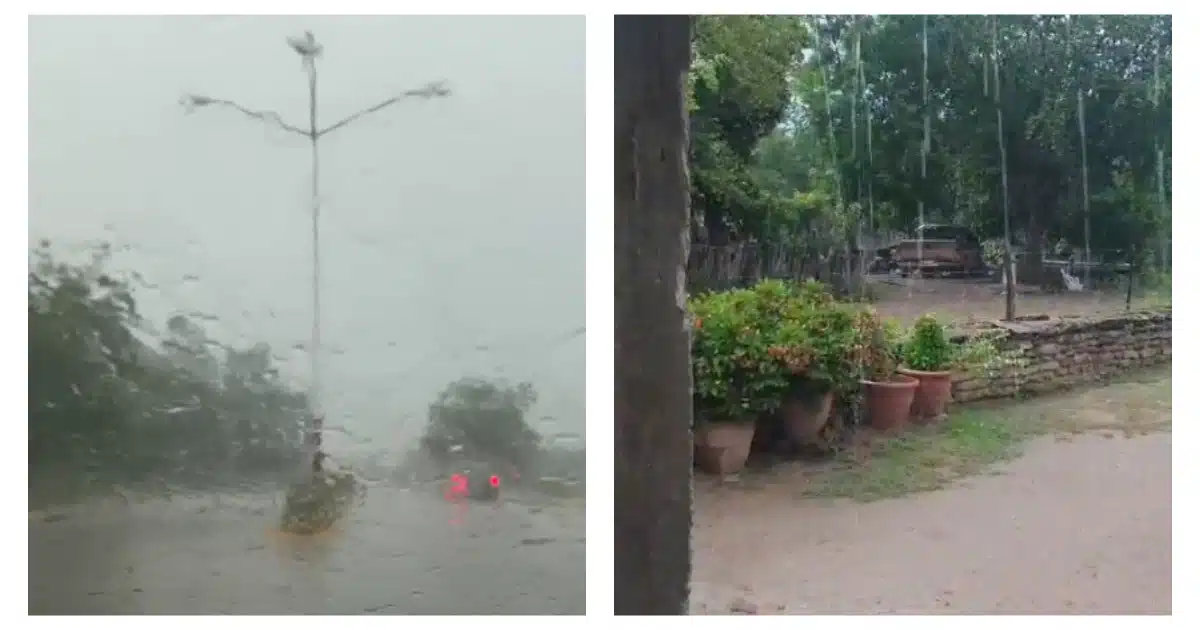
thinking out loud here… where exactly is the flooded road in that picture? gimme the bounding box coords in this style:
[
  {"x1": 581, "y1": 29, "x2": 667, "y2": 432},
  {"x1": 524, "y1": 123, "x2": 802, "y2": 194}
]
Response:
[{"x1": 30, "y1": 486, "x2": 585, "y2": 615}]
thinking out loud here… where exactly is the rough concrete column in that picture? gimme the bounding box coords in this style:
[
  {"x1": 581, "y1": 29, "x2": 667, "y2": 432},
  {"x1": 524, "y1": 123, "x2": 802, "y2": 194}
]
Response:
[{"x1": 614, "y1": 14, "x2": 694, "y2": 616}]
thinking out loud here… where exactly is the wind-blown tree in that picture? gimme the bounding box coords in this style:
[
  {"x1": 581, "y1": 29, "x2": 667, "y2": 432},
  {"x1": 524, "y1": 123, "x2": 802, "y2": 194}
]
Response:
[
  {"x1": 29, "y1": 241, "x2": 308, "y2": 502},
  {"x1": 418, "y1": 378, "x2": 543, "y2": 472}
]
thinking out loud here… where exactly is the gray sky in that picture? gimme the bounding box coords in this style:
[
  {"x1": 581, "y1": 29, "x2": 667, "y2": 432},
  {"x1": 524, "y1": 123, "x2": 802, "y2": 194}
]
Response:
[{"x1": 29, "y1": 15, "x2": 585, "y2": 451}]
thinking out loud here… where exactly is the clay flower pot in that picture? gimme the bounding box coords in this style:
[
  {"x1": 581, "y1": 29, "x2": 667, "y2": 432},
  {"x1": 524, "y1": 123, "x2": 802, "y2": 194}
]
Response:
[
  {"x1": 898, "y1": 367, "x2": 954, "y2": 423},
  {"x1": 861, "y1": 374, "x2": 919, "y2": 431},
  {"x1": 694, "y1": 419, "x2": 756, "y2": 475},
  {"x1": 782, "y1": 390, "x2": 834, "y2": 447}
]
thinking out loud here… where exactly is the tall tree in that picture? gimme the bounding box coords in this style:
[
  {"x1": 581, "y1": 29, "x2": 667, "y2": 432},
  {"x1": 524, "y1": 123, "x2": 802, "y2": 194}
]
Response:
[
  {"x1": 689, "y1": 16, "x2": 807, "y2": 244},
  {"x1": 615, "y1": 15, "x2": 694, "y2": 615},
  {"x1": 788, "y1": 15, "x2": 1170, "y2": 274}
]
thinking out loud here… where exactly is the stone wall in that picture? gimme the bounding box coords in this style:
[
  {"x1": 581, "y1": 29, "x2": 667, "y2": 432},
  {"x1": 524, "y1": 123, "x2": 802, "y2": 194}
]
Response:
[{"x1": 950, "y1": 310, "x2": 1172, "y2": 403}]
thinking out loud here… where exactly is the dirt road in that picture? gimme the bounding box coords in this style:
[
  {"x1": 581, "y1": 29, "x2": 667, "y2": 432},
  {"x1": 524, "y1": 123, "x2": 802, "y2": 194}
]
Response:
[{"x1": 691, "y1": 392, "x2": 1172, "y2": 614}]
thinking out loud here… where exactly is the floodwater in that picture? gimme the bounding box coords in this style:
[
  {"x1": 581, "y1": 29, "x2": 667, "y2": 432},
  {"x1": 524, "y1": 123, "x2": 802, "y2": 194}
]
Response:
[{"x1": 30, "y1": 486, "x2": 585, "y2": 615}]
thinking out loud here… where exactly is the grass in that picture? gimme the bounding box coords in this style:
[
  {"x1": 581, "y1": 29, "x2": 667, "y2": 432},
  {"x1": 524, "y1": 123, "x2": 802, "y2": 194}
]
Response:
[{"x1": 794, "y1": 369, "x2": 1171, "y2": 502}]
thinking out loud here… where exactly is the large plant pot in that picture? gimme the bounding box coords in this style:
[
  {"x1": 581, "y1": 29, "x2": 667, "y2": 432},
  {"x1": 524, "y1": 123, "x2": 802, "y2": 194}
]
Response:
[
  {"x1": 861, "y1": 374, "x2": 919, "y2": 431},
  {"x1": 898, "y1": 367, "x2": 954, "y2": 423},
  {"x1": 782, "y1": 390, "x2": 834, "y2": 446},
  {"x1": 694, "y1": 420, "x2": 756, "y2": 475}
]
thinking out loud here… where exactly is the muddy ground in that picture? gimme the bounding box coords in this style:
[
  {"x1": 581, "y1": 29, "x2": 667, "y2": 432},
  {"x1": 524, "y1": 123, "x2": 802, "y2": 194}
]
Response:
[
  {"x1": 691, "y1": 376, "x2": 1172, "y2": 615},
  {"x1": 866, "y1": 275, "x2": 1158, "y2": 325}
]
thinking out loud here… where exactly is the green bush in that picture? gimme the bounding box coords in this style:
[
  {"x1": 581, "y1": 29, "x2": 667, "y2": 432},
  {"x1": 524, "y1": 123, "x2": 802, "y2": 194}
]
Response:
[
  {"x1": 902, "y1": 314, "x2": 956, "y2": 372},
  {"x1": 690, "y1": 283, "x2": 792, "y2": 421},
  {"x1": 690, "y1": 278, "x2": 868, "y2": 421},
  {"x1": 898, "y1": 313, "x2": 1026, "y2": 378},
  {"x1": 850, "y1": 308, "x2": 904, "y2": 382}
]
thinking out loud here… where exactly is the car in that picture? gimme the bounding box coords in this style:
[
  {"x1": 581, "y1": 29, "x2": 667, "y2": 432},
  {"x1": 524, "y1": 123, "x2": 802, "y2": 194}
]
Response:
[{"x1": 877, "y1": 224, "x2": 989, "y2": 277}]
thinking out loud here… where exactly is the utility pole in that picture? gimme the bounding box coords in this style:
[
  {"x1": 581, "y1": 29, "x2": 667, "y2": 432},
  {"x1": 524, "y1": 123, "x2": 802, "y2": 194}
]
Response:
[{"x1": 182, "y1": 31, "x2": 450, "y2": 471}]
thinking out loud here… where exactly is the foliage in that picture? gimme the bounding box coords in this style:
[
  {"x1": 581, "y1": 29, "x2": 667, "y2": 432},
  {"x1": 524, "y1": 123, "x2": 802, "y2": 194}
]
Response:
[
  {"x1": 690, "y1": 16, "x2": 810, "y2": 243},
  {"x1": 701, "y1": 14, "x2": 1171, "y2": 278},
  {"x1": 768, "y1": 293, "x2": 862, "y2": 395},
  {"x1": 851, "y1": 308, "x2": 904, "y2": 382},
  {"x1": 955, "y1": 330, "x2": 1029, "y2": 379},
  {"x1": 903, "y1": 314, "x2": 956, "y2": 371},
  {"x1": 980, "y1": 238, "x2": 1008, "y2": 270},
  {"x1": 898, "y1": 314, "x2": 1026, "y2": 377},
  {"x1": 1140, "y1": 270, "x2": 1171, "y2": 309},
  {"x1": 691, "y1": 279, "x2": 878, "y2": 419},
  {"x1": 418, "y1": 378, "x2": 543, "y2": 472},
  {"x1": 279, "y1": 469, "x2": 364, "y2": 535},
  {"x1": 689, "y1": 281, "x2": 795, "y2": 421},
  {"x1": 29, "y1": 241, "x2": 309, "y2": 499}
]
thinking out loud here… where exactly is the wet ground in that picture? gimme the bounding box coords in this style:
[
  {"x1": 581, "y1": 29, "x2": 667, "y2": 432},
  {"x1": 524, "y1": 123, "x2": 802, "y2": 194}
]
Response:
[
  {"x1": 867, "y1": 275, "x2": 1157, "y2": 325},
  {"x1": 692, "y1": 414, "x2": 1171, "y2": 614},
  {"x1": 30, "y1": 485, "x2": 585, "y2": 615}
]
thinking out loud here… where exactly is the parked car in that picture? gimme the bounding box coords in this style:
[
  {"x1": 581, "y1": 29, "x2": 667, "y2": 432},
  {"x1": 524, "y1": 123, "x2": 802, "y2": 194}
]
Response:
[{"x1": 875, "y1": 224, "x2": 988, "y2": 277}]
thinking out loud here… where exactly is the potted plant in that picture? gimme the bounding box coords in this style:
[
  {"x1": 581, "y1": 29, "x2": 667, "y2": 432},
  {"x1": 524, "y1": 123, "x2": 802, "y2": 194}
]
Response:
[
  {"x1": 899, "y1": 315, "x2": 1019, "y2": 423},
  {"x1": 853, "y1": 309, "x2": 918, "y2": 431},
  {"x1": 689, "y1": 282, "x2": 794, "y2": 474},
  {"x1": 898, "y1": 314, "x2": 957, "y2": 423},
  {"x1": 769, "y1": 296, "x2": 860, "y2": 448}
]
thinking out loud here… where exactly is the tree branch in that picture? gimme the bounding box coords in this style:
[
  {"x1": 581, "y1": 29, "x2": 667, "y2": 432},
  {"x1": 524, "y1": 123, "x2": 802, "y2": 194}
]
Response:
[
  {"x1": 180, "y1": 94, "x2": 311, "y2": 138},
  {"x1": 317, "y1": 81, "x2": 450, "y2": 138}
]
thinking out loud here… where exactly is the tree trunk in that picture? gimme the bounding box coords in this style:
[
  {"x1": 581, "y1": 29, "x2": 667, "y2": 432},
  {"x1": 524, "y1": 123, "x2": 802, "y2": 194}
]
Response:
[{"x1": 614, "y1": 15, "x2": 694, "y2": 616}]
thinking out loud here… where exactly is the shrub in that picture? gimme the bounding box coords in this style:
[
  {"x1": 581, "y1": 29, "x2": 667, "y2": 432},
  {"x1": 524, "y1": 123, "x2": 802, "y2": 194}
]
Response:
[
  {"x1": 955, "y1": 330, "x2": 1027, "y2": 378},
  {"x1": 690, "y1": 284, "x2": 793, "y2": 421},
  {"x1": 851, "y1": 308, "x2": 904, "y2": 382},
  {"x1": 902, "y1": 314, "x2": 956, "y2": 372},
  {"x1": 769, "y1": 300, "x2": 862, "y2": 396},
  {"x1": 691, "y1": 279, "x2": 868, "y2": 420},
  {"x1": 899, "y1": 314, "x2": 1026, "y2": 378}
]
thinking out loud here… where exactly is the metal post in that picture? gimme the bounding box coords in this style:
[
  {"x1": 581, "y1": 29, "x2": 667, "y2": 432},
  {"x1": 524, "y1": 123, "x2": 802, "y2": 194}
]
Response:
[{"x1": 180, "y1": 31, "x2": 450, "y2": 475}]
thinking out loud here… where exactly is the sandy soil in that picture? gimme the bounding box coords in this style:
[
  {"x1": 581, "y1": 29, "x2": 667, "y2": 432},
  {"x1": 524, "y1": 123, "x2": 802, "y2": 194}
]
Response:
[{"x1": 690, "y1": 382, "x2": 1172, "y2": 615}]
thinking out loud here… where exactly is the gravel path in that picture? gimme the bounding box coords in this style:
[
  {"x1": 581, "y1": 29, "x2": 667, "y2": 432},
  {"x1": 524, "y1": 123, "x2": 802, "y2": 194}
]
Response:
[{"x1": 691, "y1": 395, "x2": 1171, "y2": 614}]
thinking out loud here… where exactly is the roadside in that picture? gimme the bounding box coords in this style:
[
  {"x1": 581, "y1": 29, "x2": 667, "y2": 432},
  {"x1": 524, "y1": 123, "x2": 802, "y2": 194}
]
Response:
[{"x1": 691, "y1": 371, "x2": 1171, "y2": 614}]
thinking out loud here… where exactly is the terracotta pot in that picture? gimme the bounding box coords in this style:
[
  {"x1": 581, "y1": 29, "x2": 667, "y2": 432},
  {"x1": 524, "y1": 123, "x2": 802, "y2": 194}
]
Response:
[
  {"x1": 782, "y1": 390, "x2": 834, "y2": 446},
  {"x1": 861, "y1": 374, "x2": 919, "y2": 431},
  {"x1": 898, "y1": 367, "x2": 954, "y2": 423},
  {"x1": 694, "y1": 420, "x2": 756, "y2": 475}
]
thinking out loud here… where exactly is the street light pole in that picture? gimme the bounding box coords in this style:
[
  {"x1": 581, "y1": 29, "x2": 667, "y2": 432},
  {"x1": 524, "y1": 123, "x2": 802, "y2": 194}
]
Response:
[{"x1": 182, "y1": 31, "x2": 451, "y2": 472}]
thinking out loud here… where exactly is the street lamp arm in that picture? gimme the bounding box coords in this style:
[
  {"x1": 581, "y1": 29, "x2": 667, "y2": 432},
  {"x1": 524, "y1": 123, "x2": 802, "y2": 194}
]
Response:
[
  {"x1": 181, "y1": 94, "x2": 311, "y2": 138},
  {"x1": 316, "y1": 81, "x2": 451, "y2": 138}
]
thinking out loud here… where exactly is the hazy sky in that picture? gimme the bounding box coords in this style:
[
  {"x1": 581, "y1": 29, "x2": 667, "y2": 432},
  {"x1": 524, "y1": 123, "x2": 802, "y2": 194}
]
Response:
[{"x1": 29, "y1": 16, "x2": 586, "y2": 451}]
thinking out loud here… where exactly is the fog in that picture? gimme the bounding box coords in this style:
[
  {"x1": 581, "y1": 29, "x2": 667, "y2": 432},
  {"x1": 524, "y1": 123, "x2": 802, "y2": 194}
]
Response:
[{"x1": 29, "y1": 15, "x2": 586, "y2": 454}]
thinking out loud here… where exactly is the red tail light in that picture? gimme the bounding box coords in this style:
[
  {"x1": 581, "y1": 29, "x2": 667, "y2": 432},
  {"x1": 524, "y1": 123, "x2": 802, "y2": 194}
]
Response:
[
  {"x1": 489, "y1": 475, "x2": 501, "y2": 488},
  {"x1": 448, "y1": 473, "x2": 468, "y2": 497}
]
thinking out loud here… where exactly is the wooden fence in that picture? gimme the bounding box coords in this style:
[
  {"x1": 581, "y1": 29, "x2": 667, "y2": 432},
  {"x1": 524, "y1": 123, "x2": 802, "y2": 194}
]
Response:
[{"x1": 687, "y1": 242, "x2": 870, "y2": 294}]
